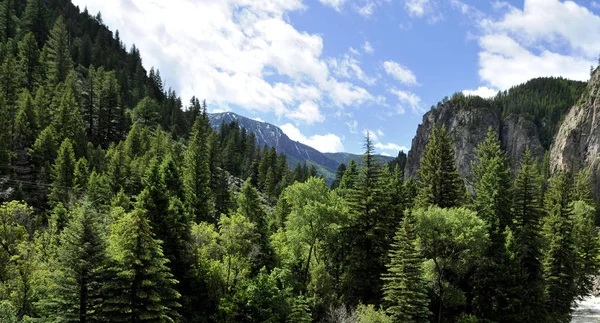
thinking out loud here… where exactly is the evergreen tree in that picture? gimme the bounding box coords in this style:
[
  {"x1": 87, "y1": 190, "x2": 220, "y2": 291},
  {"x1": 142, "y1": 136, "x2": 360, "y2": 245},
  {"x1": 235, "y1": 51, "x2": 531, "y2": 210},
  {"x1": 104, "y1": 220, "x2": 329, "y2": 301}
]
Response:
[
  {"x1": 237, "y1": 179, "x2": 272, "y2": 271},
  {"x1": 330, "y1": 163, "x2": 346, "y2": 189},
  {"x1": 73, "y1": 158, "x2": 90, "y2": 195},
  {"x1": 415, "y1": 124, "x2": 463, "y2": 208},
  {"x1": 45, "y1": 202, "x2": 106, "y2": 322},
  {"x1": 1, "y1": 44, "x2": 23, "y2": 109},
  {"x1": 382, "y1": 212, "x2": 430, "y2": 323},
  {"x1": 470, "y1": 128, "x2": 518, "y2": 321},
  {"x1": 13, "y1": 90, "x2": 37, "y2": 149},
  {"x1": 19, "y1": 32, "x2": 41, "y2": 91},
  {"x1": 542, "y1": 172, "x2": 577, "y2": 322},
  {"x1": 52, "y1": 86, "x2": 86, "y2": 154},
  {"x1": 183, "y1": 116, "x2": 212, "y2": 223},
  {"x1": 49, "y1": 138, "x2": 76, "y2": 207},
  {"x1": 21, "y1": 0, "x2": 48, "y2": 46},
  {"x1": 512, "y1": 148, "x2": 547, "y2": 322},
  {"x1": 0, "y1": 0, "x2": 16, "y2": 42},
  {"x1": 288, "y1": 295, "x2": 312, "y2": 323},
  {"x1": 101, "y1": 207, "x2": 180, "y2": 322},
  {"x1": 43, "y1": 16, "x2": 73, "y2": 86}
]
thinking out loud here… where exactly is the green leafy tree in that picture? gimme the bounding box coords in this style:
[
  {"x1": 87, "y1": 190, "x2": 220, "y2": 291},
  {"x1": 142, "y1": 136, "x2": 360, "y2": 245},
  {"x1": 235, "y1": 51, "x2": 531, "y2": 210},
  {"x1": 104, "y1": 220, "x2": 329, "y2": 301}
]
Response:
[
  {"x1": 413, "y1": 206, "x2": 489, "y2": 323},
  {"x1": 382, "y1": 212, "x2": 430, "y2": 323},
  {"x1": 415, "y1": 124, "x2": 463, "y2": 208},
  {"x1": 101, "y1": 207, "x2": 180, "y2": 322}
]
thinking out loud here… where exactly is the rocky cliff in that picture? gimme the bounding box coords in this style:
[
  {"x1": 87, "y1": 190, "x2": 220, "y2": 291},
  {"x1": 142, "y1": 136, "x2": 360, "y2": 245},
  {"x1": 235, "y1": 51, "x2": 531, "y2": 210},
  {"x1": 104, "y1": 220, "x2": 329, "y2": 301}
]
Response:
[
  {"x1": 550, "y1": 69, "x2": 600, "y2": 192},
  {"x1": 405, "y1": 77, "x2": 584, "y2": 181}
]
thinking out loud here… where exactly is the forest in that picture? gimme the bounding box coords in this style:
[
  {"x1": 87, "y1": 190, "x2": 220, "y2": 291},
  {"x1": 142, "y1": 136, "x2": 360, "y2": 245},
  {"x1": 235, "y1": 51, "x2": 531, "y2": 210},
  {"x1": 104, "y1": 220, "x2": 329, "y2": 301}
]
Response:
[{"x1": 0, "y1": 0, "x2": 599, "y2": 322}]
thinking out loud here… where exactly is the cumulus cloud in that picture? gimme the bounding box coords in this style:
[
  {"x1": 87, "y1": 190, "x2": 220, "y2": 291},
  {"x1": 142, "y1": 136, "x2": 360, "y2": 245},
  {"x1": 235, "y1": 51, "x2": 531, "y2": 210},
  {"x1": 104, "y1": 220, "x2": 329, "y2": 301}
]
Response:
[
  {"x1": 288, "y1": 101, "x2": 325, "y2": 124},
  {"x1": 453, "y1": 0, "x2": 597, "y2": 91},
  {"x1": 72, "y1": 0, "x2": 373, "y2": 123},
  {"x1": 405, "y1": 0, "x2": 430, "y2": 17},
  {"x1": 462, "y1": 86, "x2": 498, "y2": 98},
  {"x1": 362, "y1": 129, "x2": 408, "y2": 153},
  {"x1": 280, "y1": 123, "x2": 344, "y2": 153},
  {"x1": 390, "y1": 88, "x2": 423, "y2": 114},
  {"x1": 383, "y1": 61, "x2": 418, "y2": 85},
  {"x1": 328, "y1": 52, "x2": 377, "y2": 85}
]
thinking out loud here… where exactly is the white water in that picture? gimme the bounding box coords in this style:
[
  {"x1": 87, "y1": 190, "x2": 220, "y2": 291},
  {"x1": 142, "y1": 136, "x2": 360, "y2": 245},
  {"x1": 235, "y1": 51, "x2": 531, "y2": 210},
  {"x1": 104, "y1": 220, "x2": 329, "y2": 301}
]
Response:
[{"x1": 572, "y1": 296, "x2": 600, "y2": 323}]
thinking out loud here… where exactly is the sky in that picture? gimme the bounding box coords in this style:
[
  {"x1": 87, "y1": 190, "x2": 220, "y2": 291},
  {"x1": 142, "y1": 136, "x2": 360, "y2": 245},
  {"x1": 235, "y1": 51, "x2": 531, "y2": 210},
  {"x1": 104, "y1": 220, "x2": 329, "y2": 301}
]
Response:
[{"x1": 71, "y1": 0, "x2": 600, "y2": 155}]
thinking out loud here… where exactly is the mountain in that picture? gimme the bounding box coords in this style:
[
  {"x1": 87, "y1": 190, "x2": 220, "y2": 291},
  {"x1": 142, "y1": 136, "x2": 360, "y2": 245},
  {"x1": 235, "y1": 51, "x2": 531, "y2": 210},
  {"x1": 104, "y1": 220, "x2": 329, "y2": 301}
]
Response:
[
  {"x1": 405, "y1": 77, "x2": 587, "y2": 184},
  {"x1": 324, "y1": 152, "x2": 395, "y2": 166},
  {"x1": 208, "y1": 112, "x2": 341, "y2": 179}
]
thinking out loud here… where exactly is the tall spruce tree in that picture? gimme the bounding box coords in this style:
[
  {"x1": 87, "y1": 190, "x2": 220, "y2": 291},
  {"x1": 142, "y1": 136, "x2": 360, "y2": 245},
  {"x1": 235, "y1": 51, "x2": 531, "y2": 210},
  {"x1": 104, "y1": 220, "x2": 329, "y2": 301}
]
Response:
[
  {"x1": 101, "y1": 207, "x2": 180, "y2": 322},
  {"x1": 512, "y1": 148, "x2": 547, "y2": 322},
  {"x1": 45, "y1": 202, "x2": 106, "y2": 322},
  {"x1": 542, "y1": 172, "x2": 577, "y2": 322},
  {"x1": 470, "y1": 128, "x2": 518, "y2": 321},
  {"x1": 49, "y1": 138, "x2": 76, "y2": 207},
  {"x1": 43, "y1": 16, "x2": 73, "y2": 86},
  {"x1": 183, "y1": 116, "x2": 212, "y2": 223},
  {"x1": 415, "y1": 124, "x2": 463, "y2": 208},
  {"x1": 382, "y1": 212, "x2": 430, "y2": 323}
]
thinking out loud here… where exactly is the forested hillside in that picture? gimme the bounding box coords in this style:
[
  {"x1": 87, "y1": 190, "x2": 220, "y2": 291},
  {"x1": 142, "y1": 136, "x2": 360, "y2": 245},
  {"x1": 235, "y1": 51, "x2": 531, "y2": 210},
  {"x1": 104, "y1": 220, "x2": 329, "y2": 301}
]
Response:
[{"x1": 0, "y1": 0, "x2": 599, "y2": 323}]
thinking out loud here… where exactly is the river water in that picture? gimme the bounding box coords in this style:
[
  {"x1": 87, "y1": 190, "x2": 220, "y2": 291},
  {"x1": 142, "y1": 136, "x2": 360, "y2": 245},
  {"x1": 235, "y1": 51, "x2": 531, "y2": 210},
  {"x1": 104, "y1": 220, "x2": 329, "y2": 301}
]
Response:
[{"x1": 572, "y1": 296, "x2": 600, "y2": 323}]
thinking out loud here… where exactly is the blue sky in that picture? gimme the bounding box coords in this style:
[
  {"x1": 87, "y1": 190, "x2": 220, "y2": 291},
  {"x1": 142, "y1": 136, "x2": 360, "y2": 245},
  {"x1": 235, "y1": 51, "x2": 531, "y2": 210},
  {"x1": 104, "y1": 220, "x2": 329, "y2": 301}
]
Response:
[{"x1": 72, "y1": 0, "x2": 599, "y2": 155}]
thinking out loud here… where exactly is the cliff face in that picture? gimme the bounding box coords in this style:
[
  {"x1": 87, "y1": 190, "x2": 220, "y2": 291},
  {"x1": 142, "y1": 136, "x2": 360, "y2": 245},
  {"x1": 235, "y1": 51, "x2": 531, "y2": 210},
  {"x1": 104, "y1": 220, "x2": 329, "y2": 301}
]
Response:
[
  {"x1": 405, "y1": 103, "x2": 546, "y2": 181},
  {"x1": 550, "y1": 69, "x2": 600, "y2": 191},
  {"x1": 404, "y1": 102, "x2": 500, "y2": 180}
]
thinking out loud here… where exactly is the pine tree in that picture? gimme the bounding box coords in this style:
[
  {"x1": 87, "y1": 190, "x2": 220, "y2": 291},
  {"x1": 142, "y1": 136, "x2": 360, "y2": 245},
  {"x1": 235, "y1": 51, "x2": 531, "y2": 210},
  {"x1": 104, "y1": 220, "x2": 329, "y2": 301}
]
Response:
[
  {"x1": 101, "y1": 207, "x2": 180, "y2": 322},
  {"x1": 0, "y1": 0, "x2": 16, "y2": 42},
  {"x1": 49, "y1": 138, "x2": 76, "y2": 207},
  {"x1": 73, "y1": 158, "x2": 90, "y2": 195},
  {"x1": 13, "y1": 90, "x2": 37, "y2": 149},
  {"x1": 542, "y1": 172, "x2": 577, "y2": 322},
  {"x1": 19, "y1": 32, "x2": 41, "y2": 91},
  {"x1": 43, "y1": 16, "x2": 73, "y2": 86},
  {"x1": 52, "y1": 86, "x2": 86, "y2": 154},
  {"x1": 183, "y1": 116, "x2": 212, "y2": 223},
  {"x1": 1, "y1": 44, "x2": 23, "y2": 109},
  {"x1": 288, "y1": 295, "x2": 312, "y2": 323},
  {"x1": 237, "y1": 179, "x2": 272, "y2": 271},
  {"x1": 512, "y1": 148, "x2": 547, "y2": 322},
  {"x1": 45, "y1": 202, "x2": 106, "y2": 322},
  {"x1": 415, "y1": 124, "x2": 463, "y2": 208},
  {"x1": 382, "y1": 212, "x2": 430, "y2": 323},
  {"x1": 470, "y1": 128, "x2": 517, "y2": 321},
  {"x1": 330, "y1": 163, "x2": 346, "y2": 189},
  {"x1": 21, "y1": 0, "x2": 48, "y2": 46},
  {"x1": 342, "y1": 133, "x2": 388, "y2": 305}
]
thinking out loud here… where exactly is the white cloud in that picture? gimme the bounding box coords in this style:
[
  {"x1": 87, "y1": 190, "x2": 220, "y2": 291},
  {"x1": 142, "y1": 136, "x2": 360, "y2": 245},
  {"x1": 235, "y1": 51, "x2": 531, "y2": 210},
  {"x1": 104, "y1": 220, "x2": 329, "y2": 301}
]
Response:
[
  {"x1": 328, "y1": 52, "x2": 377, "y2": 85},
  {"x1": 390, "y1": 88, "x2": 423, "y2": 114},
  {"x1": 405, "y1": 0, "x2": 429, "y2": 17},
  {"x1": 451, "y1": 0, "x2": 597, "y2": 91},
  {"x1": 72, "y1": 0, "x2": 373, "y2": 123},
  {"x1": 346, "y1": 120, "x2": 358, "y2": 133},
  {"x1": 252, "y1": 117, "x2": 264, "y2": 122},
  {"x1": 357, "y1": 2, "x2": 376, "y2": 17},
  {"x1": 349, "y1": 47, "x2": 360, "y2": 55},
  {"x1": 380, "y1": 152, "x2": 392, "y2": 157},
  {"x1": 493, "y1": 0, "x2": 600, "y2": 58},
  {"x1": 280, "y1": 123, "x2": 344, "y2": 153},
  {"x1": 376, "y1": 129, "x2": 384, "y2": 137},
  {"x1": 478, "y1": 34, "x2": 593, "y2": 90},
  {"x1": 374, "y1": 142, "x2": 409, "y2": 152},
  {"x1": 319, "y1": 0, "x2": 347, "y2": 11},
  {"x1": 288, "y1": 101, "x2": 325, "y2": 124},
  {"x1": 363, "y1": 41, "x2": 374, "y2": 54},
  {"x1": 383, "y1": 61, "x2": 418, "y2": 85},
  {"x1": 462, "y1": 86, "x2": 498, "y2": 98}
]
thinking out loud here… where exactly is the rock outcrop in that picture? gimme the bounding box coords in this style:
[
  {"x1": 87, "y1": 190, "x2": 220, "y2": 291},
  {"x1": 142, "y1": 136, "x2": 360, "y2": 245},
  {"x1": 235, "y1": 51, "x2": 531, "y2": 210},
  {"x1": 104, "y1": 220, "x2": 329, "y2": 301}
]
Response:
[{"x1": 550, "y1": 69, "x2": 600, "y2": 192}]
